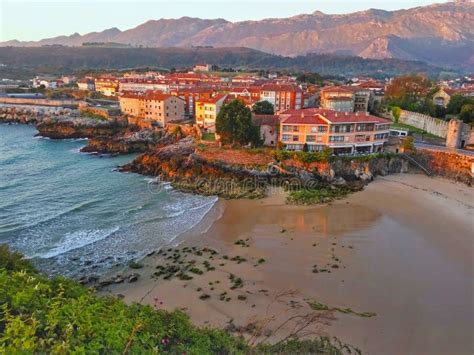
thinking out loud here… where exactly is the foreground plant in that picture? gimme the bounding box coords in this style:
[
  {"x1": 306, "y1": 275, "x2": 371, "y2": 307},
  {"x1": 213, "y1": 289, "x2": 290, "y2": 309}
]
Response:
[{"x1": 0, "y1": 245, "x2": 356, "y2": 354}]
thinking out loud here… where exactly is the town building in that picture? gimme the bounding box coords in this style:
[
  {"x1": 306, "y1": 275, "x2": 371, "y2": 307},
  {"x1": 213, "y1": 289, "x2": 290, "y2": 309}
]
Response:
[
  {"x1": 251, "y1": 114, "x2": 279, "y2": 146},
  {"x1": 119, "y1": 91, "x2": 185, "y2": 127},
  {"x1": 260, "y1": 84, "x2": 303, "y2": 113},
  {"x1": 170, "y1": 87, "x2": 216, "y2": 119},
  {"x1": 195, "y1": 94, "x2": 227, "y2": 132},
  {"x1": 94, "y1": 77, "x2": 120, "y2": 96},
  {"x1": 77, "y1": 78, "x2": 95, "y2": 91},
  {"x1": 432, "y1": 88, "x2": 474, "y2": 107},
  {"x1": 279, "y1": 108, "x2": 391, "y2": 154},
  {"x1": 193, "y1": 64, "x2": 217, "y2": 72},
  {"x1": 320, "y1": 86, "x2": 372, "y2": 112},
  {"x1": 119, "y1": 79, "x2": 170, "y2": 93}
]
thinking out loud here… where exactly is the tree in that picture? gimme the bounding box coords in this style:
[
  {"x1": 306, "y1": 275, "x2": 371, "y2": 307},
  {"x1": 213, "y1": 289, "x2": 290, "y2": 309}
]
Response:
[
  {"x1": 385, "y1": 75, "x2": 432, "y2": 110},
  {"x1": 459, "y1": 104, "x2": 474, "y2": 125},
  {"x1": 252, "y1": 101, "x2": 274, "y2": 115},
  {"x1": 447, "y1": 94, "x2": 474, "y2": 115},
  {"x1": 216, "y1": 99, "x2": 262, "y2": 146},
  {"x1": 391, "y1": 106, "x2": 402, "y2": 122},
  {"x1": 402, "y1": 136, "x2": 415, "y2": 151}
]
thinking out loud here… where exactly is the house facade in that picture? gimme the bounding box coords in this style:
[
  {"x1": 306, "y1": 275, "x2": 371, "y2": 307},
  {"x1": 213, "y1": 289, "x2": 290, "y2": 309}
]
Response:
[
  {"x1": 195, "y1": 94, "x2": 227, "y2": 132},
  {"x1": 119, "y1": 92, "x2": 185, "y2": 127},
  {"x1": 279, "y1": 108, "x2": 391, "y2": 154},
  {"x1": 260, "y1": 84, "x2": 303, "y2": 113}
]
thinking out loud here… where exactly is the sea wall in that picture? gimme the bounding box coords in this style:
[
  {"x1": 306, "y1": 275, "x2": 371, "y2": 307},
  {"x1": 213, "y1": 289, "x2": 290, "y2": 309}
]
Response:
[
  {"x1": 0, "y1": 105, "x2": 78, "y2": 124},
  {"x1": 399, "y1": 110, "x2": 448, "y2": 138},
  {"x1": 0, "y1": 97, "x2": 79, "y2": 108},
  {"x1": 410, "y1": 149, "x2": 474, "y2": 185}
]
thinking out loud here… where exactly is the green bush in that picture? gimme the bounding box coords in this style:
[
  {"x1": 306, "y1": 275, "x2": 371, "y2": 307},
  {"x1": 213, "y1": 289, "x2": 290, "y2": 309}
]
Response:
[{"x1": 0, "y1": 245, "x2": 350, "y2": 354}]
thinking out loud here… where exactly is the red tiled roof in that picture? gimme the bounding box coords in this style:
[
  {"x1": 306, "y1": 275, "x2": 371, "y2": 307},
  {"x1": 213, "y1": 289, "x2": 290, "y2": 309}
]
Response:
[
  {"x1": 280, "y1": 108, "x2": 391, "y2": 125},
  {"x1": 261, "y1": 83, "x2": 302, "y2": 92},
  {"x1": 120, "y1": 91, "x2": 173, "y2": 101},
  {"x1": 196, "y1": 94, "x2": 227, "y2": 104}
]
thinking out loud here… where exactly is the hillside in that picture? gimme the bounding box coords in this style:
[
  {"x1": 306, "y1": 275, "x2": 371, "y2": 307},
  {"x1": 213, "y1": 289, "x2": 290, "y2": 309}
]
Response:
[
  {"x1": 1, "y1": 2, "x2": 473, "y2": 70},
  {"x1": 0, "y1": 46, "x2": 445, "y2": 79}
]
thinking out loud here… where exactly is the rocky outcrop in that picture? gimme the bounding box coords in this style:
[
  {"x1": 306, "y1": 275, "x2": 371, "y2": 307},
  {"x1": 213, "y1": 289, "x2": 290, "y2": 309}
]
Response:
[
  {"x1": 0, "y1": 106, "x2": 77, "y2": 124},
  {"x1": 35, "y1": 116, "x2": 128, "y2": 139},
  {"x1": 80, "y1": 129, "x2": 183, "y2": 154},
  {"x1": 122, "y1": 142, "x2": 412, "y2": 199}
]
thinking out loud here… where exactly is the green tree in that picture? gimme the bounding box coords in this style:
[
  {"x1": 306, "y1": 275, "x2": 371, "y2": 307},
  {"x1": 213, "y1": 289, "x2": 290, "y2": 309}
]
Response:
[
  {"x1": 447, "y1": 94, "x2": 474, "y2": 115},
  {"x1": 216, "y1": 99, "x2": 261, "y2": 146},
  {"x1": 402, "y1": 136, "x2": 415, "y2": 151},
  {"x1": 391, "y1": 106, "x2": 402, "y2": 122},
  {"x1": 459, "y1": 104, "x2": 474, "y2": 125},
  {"x1": 252, "y1": 101, "x2": 274, "y2": 115}
]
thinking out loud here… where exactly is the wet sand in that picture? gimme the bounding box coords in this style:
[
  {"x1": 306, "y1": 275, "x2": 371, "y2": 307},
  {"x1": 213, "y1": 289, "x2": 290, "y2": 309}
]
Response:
[{"x1": 102, "y1": 174, "x2": 474, "y2": 354}]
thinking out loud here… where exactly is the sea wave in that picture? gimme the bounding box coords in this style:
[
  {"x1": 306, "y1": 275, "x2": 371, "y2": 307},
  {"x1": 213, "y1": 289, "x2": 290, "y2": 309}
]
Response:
[
  {"x1": 34, "y1": 226, "x2": 120, "y2": 259},
  {"x1": 0, "y1": 198, "x2": 102, "y2": 234}
]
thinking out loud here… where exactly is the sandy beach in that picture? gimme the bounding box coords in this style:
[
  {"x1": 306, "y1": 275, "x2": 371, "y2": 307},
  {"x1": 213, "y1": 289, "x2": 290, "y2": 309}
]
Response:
[{"x1": 101, "y1": 173, "x2": 474, "y2": 354}]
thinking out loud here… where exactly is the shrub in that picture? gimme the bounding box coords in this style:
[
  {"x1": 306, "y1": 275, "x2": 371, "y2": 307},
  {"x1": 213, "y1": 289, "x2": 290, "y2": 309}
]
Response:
[{"x1": 0, "y1": 245, "x2": 351, "y2": 353}]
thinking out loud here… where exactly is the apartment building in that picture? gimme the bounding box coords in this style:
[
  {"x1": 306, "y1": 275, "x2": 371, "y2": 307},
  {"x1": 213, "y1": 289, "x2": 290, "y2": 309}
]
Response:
[
  {"x1": 320, "y1": 86, "x2": 372, "y2": 112},
  {"x1": 260, "y1": 84, "x2": 303, "y2": 113},
  {"x1": 119, "y1": 79, "x2": 170, "y2": 93},
  {"x1": 195, "y1": 94, "x2": 227, "y2": 132},
  {"x1": 119, "y1": 91, "x2": 185, "y2": 127},
  {"x1": 77, "y1": 78, "x2": 95, "y2": 91},
  {"x1": 170, "y1": 87, "x2": 216, "y2": 119},
  {"x1": 279, "y1": 108, "x2": 391, "y2": 154},
  {"x1": 95, "y1": 77, "x2": 120, "y2": 97}
]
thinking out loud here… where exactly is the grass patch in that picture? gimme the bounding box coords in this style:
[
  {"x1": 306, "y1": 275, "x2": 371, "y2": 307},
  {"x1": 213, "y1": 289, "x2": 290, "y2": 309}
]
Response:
[
  {"x1": 287, "y1": 185, "x2": 362, "y2": 205},
  {"x1": 201, "y1": 132, "x2": 216, "y2": 142},
  {"x1": 308, "y1": 301, "x2": 377, "y2": 318}
]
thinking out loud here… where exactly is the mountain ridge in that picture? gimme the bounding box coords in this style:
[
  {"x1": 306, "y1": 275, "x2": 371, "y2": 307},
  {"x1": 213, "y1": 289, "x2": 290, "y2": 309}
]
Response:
[{"x1": 2, "y1": 2, "x2": 473, "y2": 70}]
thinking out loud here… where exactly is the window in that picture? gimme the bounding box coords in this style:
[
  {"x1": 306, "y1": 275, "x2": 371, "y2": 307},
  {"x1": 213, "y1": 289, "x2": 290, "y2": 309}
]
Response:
[
  {"x1": 317, "y1": 136, "x2": 322, "y2": 143},
  {"x1": 311, "y1": 127, "x2": 318, "y2": 133},
  {"x1": 329, "y1": 136, "x2": 345, "y2": 143},
  {"x1": 282, "y1": 134, "x2": 291, "y2": 141},
  {"x1": 292, "y1": 135, "x2": 299, "y2": 142},
  {"x1": 306, "y1": 135, "x2": 316, "y2": 142},
  {"x1": 292, "y1": 126, "x2": 299, "y2": 132},
  {"x1": 319, "y1": 126, "x2": 328, "y2": 133}
]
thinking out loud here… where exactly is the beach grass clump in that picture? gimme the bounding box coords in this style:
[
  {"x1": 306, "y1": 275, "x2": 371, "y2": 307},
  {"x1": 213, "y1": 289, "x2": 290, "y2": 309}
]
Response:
[
  {"x1": 128, "y1": 261, "x2": 144, "y2": 269},
  {"x1": 287, "y1": 185, "x2": 358, "y2": 205},
  {"x1": 308, "y1": 300, "x2": 376, "y2": 318}
]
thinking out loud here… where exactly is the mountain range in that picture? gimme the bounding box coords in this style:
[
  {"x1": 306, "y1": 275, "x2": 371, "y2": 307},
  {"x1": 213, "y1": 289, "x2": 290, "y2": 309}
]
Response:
[{"x1": 2, "y1": 1, "x2": 473, "y2": 71}]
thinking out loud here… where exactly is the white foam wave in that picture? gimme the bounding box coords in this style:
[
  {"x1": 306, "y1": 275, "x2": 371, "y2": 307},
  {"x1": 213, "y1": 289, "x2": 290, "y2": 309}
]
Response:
[{"x1": 35, "y1": 226, "x2": 120, "y2": 259}]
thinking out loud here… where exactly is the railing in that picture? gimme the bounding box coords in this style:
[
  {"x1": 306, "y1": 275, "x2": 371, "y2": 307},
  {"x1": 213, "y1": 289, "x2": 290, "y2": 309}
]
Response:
[{"x1": 401, "y1": 153, "x2": 432, "y2": 176}]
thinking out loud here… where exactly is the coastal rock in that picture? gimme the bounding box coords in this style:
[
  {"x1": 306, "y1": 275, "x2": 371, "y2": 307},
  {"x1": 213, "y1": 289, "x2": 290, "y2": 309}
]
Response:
[
  {"x1": 128, "y1": 273, "x2": 140, "y2": 283},
  {"x1": 36, "y1": 116, "x2": 128, "y2": 139}
]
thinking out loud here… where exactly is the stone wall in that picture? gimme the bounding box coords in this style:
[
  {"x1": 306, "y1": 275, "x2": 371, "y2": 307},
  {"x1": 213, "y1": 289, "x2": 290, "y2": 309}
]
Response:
[
  {"x1": 0, "y1": 97, "x2": 79, "y2": 108},
  {"x1": 399, "y1": 110, "x2": 448, "y2": 138},
  {"x1": 411, "y1": 149, "x2": 474, "y2": 185}
]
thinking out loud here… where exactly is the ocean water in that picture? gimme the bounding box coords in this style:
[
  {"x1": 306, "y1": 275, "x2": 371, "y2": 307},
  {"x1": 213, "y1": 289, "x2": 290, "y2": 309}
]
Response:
[{"x1": 0, "y1": 124, "x2": 217, "y2": 277}]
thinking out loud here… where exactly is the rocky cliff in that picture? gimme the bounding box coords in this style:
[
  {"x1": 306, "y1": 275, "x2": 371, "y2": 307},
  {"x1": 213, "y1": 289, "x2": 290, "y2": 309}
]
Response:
[
  {"x1": 122, "y1": 141, "x2": 410, "y2": 199},
  {"x1": 35, "y1": 116, "x2": 128, "y2": 139}
]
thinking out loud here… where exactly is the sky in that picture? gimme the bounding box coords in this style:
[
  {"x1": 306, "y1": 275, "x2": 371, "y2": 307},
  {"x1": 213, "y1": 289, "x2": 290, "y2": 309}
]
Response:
[{"x1": 0, "y1": 0, "x2": 449, "y2": 42}]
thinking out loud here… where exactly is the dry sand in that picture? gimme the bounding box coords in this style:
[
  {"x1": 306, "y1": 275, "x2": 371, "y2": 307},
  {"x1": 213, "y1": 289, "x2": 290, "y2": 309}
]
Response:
[{"x1": 102, "y1": 174, "x2": 474, "y2": 354}]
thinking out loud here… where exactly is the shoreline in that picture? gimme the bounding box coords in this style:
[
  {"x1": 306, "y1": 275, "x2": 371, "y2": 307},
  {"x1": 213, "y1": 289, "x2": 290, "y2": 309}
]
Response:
[{"x1": 100, "y1": 173, "x2": 473, "y2": 354}]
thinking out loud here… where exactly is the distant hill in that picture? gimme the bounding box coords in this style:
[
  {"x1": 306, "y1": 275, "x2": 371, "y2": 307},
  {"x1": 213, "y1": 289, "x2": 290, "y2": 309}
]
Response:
[
  {"x1": 1, "y1": 2, "x2": 473, "y2": 70},
  {"x1": 0, "y1": 46, "x2": 445, "y2": 79}
]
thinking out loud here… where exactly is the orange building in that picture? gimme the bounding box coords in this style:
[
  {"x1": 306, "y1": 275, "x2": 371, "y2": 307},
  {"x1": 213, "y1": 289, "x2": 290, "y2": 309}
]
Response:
[
  {"x1": 279, "y1": 108, "x2": 391, "y2": 154},
  {"x1": 119, "y1": 91, "x2": 185, "y2": 127}
]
